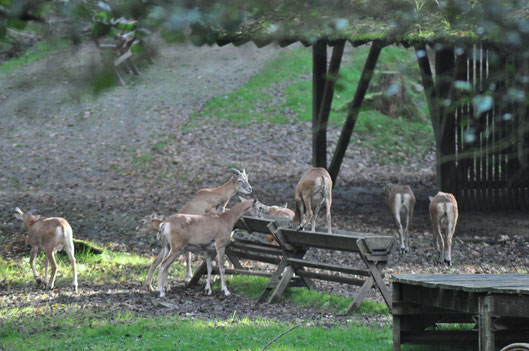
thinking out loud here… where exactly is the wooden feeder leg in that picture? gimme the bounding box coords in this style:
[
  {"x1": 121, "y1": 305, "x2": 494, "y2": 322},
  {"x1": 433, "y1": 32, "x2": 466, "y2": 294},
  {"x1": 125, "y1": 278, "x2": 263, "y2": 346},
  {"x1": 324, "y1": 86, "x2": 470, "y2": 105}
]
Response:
[{"x1": 328, "y1": 42, "x2": 383, "y2": 183}]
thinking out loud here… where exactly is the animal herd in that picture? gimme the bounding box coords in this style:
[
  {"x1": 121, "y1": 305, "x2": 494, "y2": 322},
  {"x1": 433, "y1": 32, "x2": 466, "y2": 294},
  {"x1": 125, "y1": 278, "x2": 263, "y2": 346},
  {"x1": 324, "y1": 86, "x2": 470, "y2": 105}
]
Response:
[{"x1": 12, "y1": 167, "x2": 459, "y2": 296}]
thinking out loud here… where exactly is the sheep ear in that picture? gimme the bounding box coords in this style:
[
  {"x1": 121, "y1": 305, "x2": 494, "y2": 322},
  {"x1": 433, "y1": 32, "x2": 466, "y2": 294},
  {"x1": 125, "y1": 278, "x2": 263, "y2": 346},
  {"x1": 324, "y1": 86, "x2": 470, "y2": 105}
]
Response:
[
  {"x1": 429, "y1": 196, "x2": 434, "y2": 202},
  {"x1": 242, "y1": 169, "x2": 246, "y2": 175},
  {"x1": 15, "y1": 207, "x2": 23, "y2": 215},
  {"x1": 238, "y1": 196, "x2": 247, "y2": 202},
  {"x1": 282, "y1": 203, "x2": 288, "y2": 208}
]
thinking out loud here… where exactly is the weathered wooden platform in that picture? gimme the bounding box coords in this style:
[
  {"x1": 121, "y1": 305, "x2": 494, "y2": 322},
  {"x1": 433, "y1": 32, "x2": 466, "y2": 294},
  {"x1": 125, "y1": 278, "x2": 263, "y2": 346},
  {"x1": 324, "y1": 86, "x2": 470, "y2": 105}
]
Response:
[{"x1": 393, "y1": 274, "x2": 529, "y2": 351}]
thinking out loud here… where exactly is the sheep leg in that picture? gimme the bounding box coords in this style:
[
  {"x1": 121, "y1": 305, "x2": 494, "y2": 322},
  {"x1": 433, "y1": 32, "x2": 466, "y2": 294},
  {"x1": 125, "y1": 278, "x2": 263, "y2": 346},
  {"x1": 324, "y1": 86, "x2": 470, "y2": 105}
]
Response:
[
  {"x1": 215, "y1": 245, "x2": 230, "y2": 296},
  {"x1": 64, "y1": 239, "x2": 78, "y2": 293}
]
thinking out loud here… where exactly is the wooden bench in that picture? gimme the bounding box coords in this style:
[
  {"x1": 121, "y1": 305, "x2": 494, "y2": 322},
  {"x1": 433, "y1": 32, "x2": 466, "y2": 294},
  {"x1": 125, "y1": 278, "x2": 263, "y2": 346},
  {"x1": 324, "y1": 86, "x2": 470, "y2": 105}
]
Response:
[
  {"x1": 187, "y1": 216, "x2": 295, "y2": 286},
  {"x1": 260, "y1": 223, "x2": 395, "y2": 313}
]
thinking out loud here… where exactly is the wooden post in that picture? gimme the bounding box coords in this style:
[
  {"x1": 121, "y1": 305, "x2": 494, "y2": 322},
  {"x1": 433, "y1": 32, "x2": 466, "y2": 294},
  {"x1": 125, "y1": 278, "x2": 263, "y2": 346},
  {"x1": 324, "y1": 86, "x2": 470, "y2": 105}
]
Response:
[
  {"x1": 393, "y1": 282, "x2": 402, "y2": 351},
  {"x1": 478, "y1": 295, "x2": 495, "y2": 351},
  {"x1": 436, "y1": 47, "x2": 457, "y2": 194},
  {"x1": 415, "y1": 45, "x2": 439, "y2": 142},
  {"x1": 313, "y1": 40, "x2": 346, "y2": 169},
  {"x1": 312, "y1": 40, "x2": 327, "y2": 168},
  {"x1": 328, "y1": 42, "x2": 383, "y2": 183}
]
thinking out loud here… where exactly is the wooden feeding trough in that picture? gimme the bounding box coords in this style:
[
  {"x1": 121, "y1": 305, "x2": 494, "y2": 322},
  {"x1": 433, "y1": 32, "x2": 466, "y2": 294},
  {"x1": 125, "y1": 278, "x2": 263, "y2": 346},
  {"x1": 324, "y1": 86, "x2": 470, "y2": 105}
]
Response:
[{"x1": 260, "y1": 223, "x2": 395, "y2": 313}]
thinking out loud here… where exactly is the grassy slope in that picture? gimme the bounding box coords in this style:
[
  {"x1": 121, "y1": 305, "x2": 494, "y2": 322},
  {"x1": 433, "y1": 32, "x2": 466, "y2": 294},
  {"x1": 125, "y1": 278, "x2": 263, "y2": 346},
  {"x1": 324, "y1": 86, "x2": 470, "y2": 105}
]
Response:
[{"x1": 194, "y1": 45, "x2": 434, "y2": 164}]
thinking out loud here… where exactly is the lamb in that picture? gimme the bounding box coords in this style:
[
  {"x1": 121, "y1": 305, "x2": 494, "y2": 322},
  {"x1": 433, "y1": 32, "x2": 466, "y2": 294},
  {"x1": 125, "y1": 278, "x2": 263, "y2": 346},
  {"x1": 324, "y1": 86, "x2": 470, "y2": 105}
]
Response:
[
  {"x1": 140, "y1": 168, "x2": 252, "y2": 291},
  {"x1": 156, "y1": 198, "x2": 257, "y2": 297},
  {"x1": 429, "y1": 191, "x2": 459, "y2": 265},
  {"x1": 292, "y1": 167, "x2": 333, "y2": 233},
  {"x1": 243, "y1": 197, "x2": 294, "y2": 243},
  {"x1": 13, "y1": 207, "x2": 78, "y2": 293},
  {"x1": 384, "y1": 184, "x2": 416, "y2": 253}
]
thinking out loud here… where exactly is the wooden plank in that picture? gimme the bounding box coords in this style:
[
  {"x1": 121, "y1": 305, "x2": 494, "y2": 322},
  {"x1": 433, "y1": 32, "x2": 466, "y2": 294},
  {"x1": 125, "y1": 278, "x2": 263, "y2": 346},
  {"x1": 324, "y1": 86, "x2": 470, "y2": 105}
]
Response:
[
  {"x1": 286, "y1": 257, "x2": 370, "y2": 276},
  {"x1": 358, "y1": 240, "x2": 392, "y2": 309},
  {"x1": 187, "y1": 261, "x2": 207, "y2": 287},
  {"x1": 259, "y1": 256, "x2": 289, "y2": 303},
  {"x1": 276, "y1": 227, "x2": 394, "y2": 253},
  {"x1": 393, "y1": 274, "x2": 529, "y2": 295},
  {"x1": 239, "y1": 216, "x2": 290, "y2": 234},
  {"x1": 225, "y1": 249, "x2": 281, "y2": 265},
  {"x1": 293, "y1": 270, "x2": 365, "y2": 286},
  {"x1": 493, "y1": 294, "x2": 529, "y2": 318},
  {"x1": 231, "y1": 238, "x2": 279, "y2": 250},
  {"x1": 348, "y1": 276, "x2": 374, "y2": 313},
  {"x1": 268, "y1": 265, "x2": 295, "y2": 303},
  {"x1": 214, "y1": 267, "x2": 272, "y2": 278},
  {"x1": 228, "y1": 241, "x2": 282, "y2": 255},
  {"x1": 401, "y1": 330, "x2": 478, "y2": 345}
]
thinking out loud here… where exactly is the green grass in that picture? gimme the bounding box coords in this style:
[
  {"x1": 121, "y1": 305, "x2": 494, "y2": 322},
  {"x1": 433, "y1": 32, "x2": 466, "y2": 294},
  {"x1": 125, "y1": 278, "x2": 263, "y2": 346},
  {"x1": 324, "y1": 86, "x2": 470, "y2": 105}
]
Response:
[
  {"x1": 0, "y1": 249, "x2": 388, "y2": 316},
  {"x1": 194, "y1": 48, "x2": 312, "y2": 124},
  {"x1": 227, "y1": 275, "x2": 390, "y2": 316},
  {"x1": 194, "y1": 45, "x2": 434, "y2": 165},
  {"x1": 0, "y1": 39, "x2": 71, "y2": 72},
  {"x1": 0, "y1": 310, "x2": 393, "y2": 351},
  {"x1": 0, "y1": 249, "x2": 153, "y2": 287},
  {"x1": 1, "y1": 242, "x2": 393, "y2": 349}
]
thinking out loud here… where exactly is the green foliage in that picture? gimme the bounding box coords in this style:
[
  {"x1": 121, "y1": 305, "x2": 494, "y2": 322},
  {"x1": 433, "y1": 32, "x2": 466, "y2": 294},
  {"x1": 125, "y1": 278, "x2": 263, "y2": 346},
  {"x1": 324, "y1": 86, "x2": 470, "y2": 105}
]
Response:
[{"x1": 0, "y1": 310, "x2": 393, "y2": 351}]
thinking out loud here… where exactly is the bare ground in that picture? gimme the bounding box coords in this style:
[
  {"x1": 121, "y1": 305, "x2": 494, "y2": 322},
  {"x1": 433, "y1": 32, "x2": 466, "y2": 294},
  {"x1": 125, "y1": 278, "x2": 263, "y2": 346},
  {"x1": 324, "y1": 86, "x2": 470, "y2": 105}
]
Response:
[{"x1": 1, "y1": 39, "x2": 528, "y2": 323}]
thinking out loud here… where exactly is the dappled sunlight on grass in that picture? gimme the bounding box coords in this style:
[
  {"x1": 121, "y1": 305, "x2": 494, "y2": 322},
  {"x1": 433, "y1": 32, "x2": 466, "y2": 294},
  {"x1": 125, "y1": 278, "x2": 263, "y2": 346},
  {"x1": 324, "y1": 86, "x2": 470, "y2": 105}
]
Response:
[{"x1": 0, "y1": 249, "x2": 157, "y2": 288}]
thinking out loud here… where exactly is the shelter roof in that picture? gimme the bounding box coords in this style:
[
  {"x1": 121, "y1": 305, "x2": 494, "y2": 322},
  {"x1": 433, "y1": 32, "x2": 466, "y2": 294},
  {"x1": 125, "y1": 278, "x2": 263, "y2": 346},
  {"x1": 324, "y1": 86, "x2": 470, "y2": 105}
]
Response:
[{"x1": 207, "y1": 0, "x2": 529, "y2": 47}]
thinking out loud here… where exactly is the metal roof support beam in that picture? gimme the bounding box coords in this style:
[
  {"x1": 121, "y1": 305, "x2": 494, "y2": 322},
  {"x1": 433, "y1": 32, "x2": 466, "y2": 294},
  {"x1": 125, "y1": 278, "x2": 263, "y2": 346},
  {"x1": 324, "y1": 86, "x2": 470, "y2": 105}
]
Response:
[
  {"x1": 312, "y1": 40, "x2": 346, "y2": 168},
  {"x1": 328, "y1": 41, "x2": 385, "y2": 183}
]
